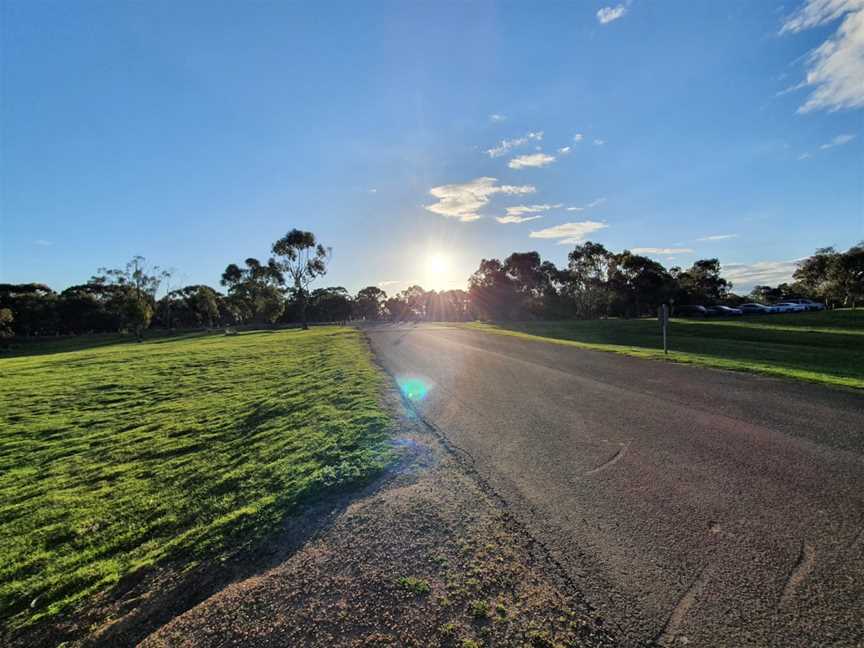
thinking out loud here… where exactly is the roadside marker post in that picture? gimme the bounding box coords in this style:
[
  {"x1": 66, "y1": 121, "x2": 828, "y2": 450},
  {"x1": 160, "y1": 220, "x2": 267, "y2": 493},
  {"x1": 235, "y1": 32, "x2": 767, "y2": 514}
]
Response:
[{"x1": 659, "y1": 304, "x2": 669, "y2": 354}]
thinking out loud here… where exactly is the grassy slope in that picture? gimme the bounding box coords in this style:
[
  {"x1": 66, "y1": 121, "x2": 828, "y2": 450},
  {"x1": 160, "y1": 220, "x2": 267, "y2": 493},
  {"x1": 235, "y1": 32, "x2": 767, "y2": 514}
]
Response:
[
  {"x1": 0, "y1": 328, "x2": 393, "y2": 628},
  {"x1": 467, "y1": 309, "x2": 864, "y2": 389}
]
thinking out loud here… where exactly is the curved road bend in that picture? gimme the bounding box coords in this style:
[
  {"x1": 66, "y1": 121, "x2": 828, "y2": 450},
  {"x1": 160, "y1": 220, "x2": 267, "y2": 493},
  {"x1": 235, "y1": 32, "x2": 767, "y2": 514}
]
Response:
[{"x1": 365, "y1": 324, "x2": 864, "y2": 647}]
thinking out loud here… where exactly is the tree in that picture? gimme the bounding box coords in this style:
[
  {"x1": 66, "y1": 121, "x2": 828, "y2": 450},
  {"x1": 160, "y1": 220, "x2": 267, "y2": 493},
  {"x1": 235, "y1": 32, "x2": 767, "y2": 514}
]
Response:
[
  {"x1": 834, "y1": 243, "x2": 864, "y2": 308},
  {"x1": 468, "y1": 259, "x2": 520, "y2": 320},
  {"x1": 272, "y1": 230, "x2": 329, "y2": 330},
  {"x1": 675, "y1": 259, "x2": 730, "y2": 306},
  {"x1": 93, "y1": 256, "x2": 170, "y2": 338},
  {"x1": 503, "y1": 252, "x2": 552, "y2": 318},
  {"x1": 0, "y1": 308, "x2": 13, "y2": 345},
  {"x1": 255, "y1": 286, "x2": 285, "y2": 325},
  {"x1": 563, "y1": 242, "x2": 614, "y2": 319},
  {"x1": 398, "y1": 285, "x2": 427, "y2": 320},
  {"x1": 0, "y1": 284, "x2": 58, "y2": 336},
  {"x1": 793, "y1": 247, "x2": 841, "y2": 305},
  {"x1": 609, "y1": 251, "x2": 673, "y2": 318},
  {"x1": 220, "y1": 258, "x2": 284, "y2": 324},
  {"x1": 308, "y1": 287, "x2": 353, "y2": 322},
  {"x1": 384, "y1": 296, "x2": 408, "y2": 321},
  {"x1": 355, "y1": 286, "x2": 387, "y2": 320}
]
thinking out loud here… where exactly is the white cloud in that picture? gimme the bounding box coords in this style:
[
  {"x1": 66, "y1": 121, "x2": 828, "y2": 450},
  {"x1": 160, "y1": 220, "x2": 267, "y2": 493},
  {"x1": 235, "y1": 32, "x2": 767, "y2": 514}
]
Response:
[
  {"x1": 798, "y1": 152, "x2": 813, "y2": 159},
  {"x1": 597, "y1": 4, "x2": 628, "y2": 24},
  {"x1": 378, "y1": 279, "x2": 421, "y2": 290},
  {"x1": 489, "y1": 113, "x2": 507, "y2": 122},
  {"x1": 820, "y1": 133, "x2": 856, "y2": 148},
  {"x1": 722, "y1": 259, "x2": 802, "y2": 290},
  {"x1": 573, "y1": 133, "x2": 584, "y2": 142},
  {"x1": 505, "y1": 203, "x2": 562, "y2": 216},
  {"x1": 34, "y1": 239, "x2": 53, "y2": 246},
  {"x1": 508, "y1": 153, "x2": 556, "y2": 169},
  {"x1": 696, "y1": 234, "x2": 739, "y2": 241},
  {"x1": 496, "y1": 214, "x2": 544, "y2": 224},
  {"x1": 486, "y1": 131, "x2": 543, "y2": 157},
  {"x1": 780, "y1": 0, "x2": 864, "y2": 113},
  {"x1": 593, "y1": 138, "x2": 606, "y2": 146},
  {"x1": 631, "y1": 247, "x2": 694, "y2": 255},
  {"x1": 426, "y1": 177, "x2": 535, "y2": 222},
  {"x1": 558, "y1": 146, "x2": 572, "y2": 155},
  {"x1": 368, "y1": 188, "x2": 377, "y2": 193},
  {"x1": 529, "y1": 220, "x2": 608, "y2": 244},
  {"x1": 565, "y1": 197, "x2": 606, "y2": 211}
]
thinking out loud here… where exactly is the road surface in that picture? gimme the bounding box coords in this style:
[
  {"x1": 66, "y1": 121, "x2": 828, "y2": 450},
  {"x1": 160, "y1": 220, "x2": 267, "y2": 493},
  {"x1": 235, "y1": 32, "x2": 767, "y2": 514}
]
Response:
[{"x1": 365, "y1": 324, "x2": 864, "y2": 647}]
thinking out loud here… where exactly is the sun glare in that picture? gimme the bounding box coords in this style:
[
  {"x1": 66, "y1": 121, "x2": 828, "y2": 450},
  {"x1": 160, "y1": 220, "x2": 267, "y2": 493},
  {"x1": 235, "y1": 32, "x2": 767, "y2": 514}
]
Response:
[{"x1": 426, "y1": 252, "x2": 450, "y2": 277}]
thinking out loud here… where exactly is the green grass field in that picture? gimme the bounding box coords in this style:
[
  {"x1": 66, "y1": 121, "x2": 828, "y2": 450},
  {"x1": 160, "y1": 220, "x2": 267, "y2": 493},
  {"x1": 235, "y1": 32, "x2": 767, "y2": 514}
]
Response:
[
  {"x1": 468, "y1": 309, "x2": 864, "y2": 389},
  {"x1": 0, "y1": 328, "x2": 393, "y2": 629}
]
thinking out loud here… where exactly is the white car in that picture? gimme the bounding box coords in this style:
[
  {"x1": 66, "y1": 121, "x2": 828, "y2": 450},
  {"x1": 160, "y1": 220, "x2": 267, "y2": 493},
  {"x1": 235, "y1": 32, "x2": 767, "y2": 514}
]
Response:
[
  {"x1": 774, "y1": 302, "x2": 808, "y2": 313},
  {"x1": 783, "y1": 298, "x2": 826, "y2": 311}
]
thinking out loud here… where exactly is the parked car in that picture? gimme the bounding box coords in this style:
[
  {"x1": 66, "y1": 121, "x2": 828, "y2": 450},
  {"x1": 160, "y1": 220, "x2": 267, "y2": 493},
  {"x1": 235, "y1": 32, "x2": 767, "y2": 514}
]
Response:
[
  {"x1": 782, "y1": 298, "x2": 826, "y2": 311},
  {"x1": 711, "y1": 305, "x2": 743, "y2": 316},
  {"x1": 674, "y1": 305, "x2": 708, "y2": 318},
  {"x1": 739, "y1": 303, "x2": 771, "y2": 314},
  {"x1": 774, "y1": 302, "x2": 808, "y2": 313}
]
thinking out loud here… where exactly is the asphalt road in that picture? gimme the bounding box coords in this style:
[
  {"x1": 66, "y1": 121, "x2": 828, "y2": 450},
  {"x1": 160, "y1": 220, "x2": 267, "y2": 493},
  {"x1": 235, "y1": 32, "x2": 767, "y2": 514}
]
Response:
[{"x1": 365, "y1": 324, "x2": 864, "y2": 647}]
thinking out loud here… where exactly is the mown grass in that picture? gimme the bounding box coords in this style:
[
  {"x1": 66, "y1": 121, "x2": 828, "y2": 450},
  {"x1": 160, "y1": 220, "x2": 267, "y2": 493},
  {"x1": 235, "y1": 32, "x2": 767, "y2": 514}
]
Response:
[
  {"x1": 0, "y1": 327, "x2": 393, "y2": 629},
  {"x1": 467, "y1": 309, "x2": 864, "y2": 389}
]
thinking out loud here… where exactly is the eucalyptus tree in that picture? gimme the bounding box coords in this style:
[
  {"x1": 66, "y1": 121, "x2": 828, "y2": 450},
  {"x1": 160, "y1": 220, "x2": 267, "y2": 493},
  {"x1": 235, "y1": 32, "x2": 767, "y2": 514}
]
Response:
[{"x1": 271, "y1": 229, "x2": 329, "y2": 329}]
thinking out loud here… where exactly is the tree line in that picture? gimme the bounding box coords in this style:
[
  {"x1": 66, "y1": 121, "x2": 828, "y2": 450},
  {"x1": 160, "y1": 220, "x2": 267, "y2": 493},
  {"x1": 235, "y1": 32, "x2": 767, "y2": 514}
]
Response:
[{"x1": 1, "y1": 232, "x2": 861, "y2": 340}]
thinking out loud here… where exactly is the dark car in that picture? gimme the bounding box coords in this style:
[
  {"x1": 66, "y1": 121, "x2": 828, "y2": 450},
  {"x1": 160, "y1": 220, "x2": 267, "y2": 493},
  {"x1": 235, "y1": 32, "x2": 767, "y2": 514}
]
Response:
[
  {"x1": 674, "y1": 305, "x2": 708, "y2": 318},
  {"x1": 708, "y1": 305, "x2": 743, "y2": 316},
  {"x1": 739, "y1": 303, "x2": 771, "y2": 315}
]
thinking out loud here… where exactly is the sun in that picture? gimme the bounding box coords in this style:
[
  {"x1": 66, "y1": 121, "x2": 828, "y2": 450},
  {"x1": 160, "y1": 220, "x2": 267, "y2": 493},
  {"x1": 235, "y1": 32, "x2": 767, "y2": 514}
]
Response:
[
  {"x1": 426, "y1": 252, "x2": 450, "y2": 276},
  {"x1": 424, "y1": 252, "x2": 452, "y2": 289}
]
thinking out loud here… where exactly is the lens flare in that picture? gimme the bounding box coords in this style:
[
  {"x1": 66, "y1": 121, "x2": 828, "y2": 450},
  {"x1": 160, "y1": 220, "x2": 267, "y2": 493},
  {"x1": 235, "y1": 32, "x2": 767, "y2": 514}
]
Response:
[{"x1": 398, "y1": 377, "x2": 430, "y2": 401}]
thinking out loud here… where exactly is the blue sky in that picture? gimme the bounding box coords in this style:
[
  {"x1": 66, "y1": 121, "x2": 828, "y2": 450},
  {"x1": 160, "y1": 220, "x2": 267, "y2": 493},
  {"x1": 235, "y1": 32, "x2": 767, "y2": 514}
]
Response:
[{"x1": 2, "y1": 0, "x2": 862, "y2": 295}]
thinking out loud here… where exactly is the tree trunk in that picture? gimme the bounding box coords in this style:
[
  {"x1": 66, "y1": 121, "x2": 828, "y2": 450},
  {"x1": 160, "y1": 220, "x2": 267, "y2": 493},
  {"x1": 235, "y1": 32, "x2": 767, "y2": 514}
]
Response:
[{"x1": 299, "y1": 290, "x2": 308, "y2": 330}]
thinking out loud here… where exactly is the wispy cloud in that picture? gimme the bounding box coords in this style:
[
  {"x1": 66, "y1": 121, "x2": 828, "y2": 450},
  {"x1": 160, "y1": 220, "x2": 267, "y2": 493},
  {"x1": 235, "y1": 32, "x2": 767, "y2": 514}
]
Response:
[
  {"x1": 780, "y1": 1, "x2": 864, "y2": 113},
  {"x1": 631, "y1": 247, "x2": 694, "y2": 255},
  {"x1": 820, "y1": 133, "x2": 856, "y2": 149},
  {"x1": 508, "y1": 153, "x2": 556, "y2": 169},
  {"x1": 529, "y1": 220, "x2": 609, "y2": 244},
  {"x1": 34, "y1": 239, "x2": 53, "y2": 246},
  {"x1": 426, "y1": 177, "x2": 535, "y2": 222},
  {"x1": 486, "y1": 131, "x2": 543, "y2": 158},
  {"x1": 597, "y1": 4, "x2": 628, "y2": 24},
  {"x1": 558, "y1": 146, "x2": 572, "y2": 155},
  {"x1": 593, "y1": 138, "x2": 606, "y2": 146},
  {"x1": 367, "y1": 188, "x2": 378, "y2": 194},
  {"x1": 722, "y1": 259, "x2": 802, "y2": 289},
  {"x1": 504, "y1": 204, "x2": 562, "y2": 216},
  {"x1": 573, "y1": 133, "x2": 584, "y2": 142},
  {"x1": 496, "y1": 214, "x2": 544, "y2": 224},
  {"x1": 797, "y1": 152, "x2": 813, "y2": 160},
  {"x1": 378, "y1": 279, "x2": 421, "y2": 290},
  {"x1": 565, "y1": 197, "x2": 606, "y2": 211},
  {"x1": 696, "y1": 234, "x2": 739, "y2": 241},
  {"x1": 498, "y1": 203, "x2": 561, "y2": 223},
  {"x1": 489, "y1": 113, "x2": 507, "y2": 122}
]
